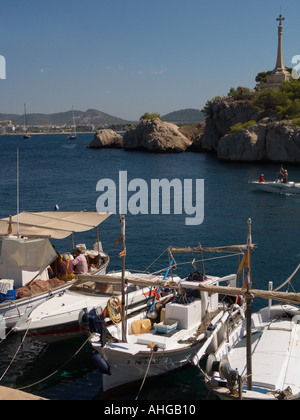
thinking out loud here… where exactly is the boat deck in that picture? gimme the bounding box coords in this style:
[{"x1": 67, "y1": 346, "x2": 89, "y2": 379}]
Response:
[{"x1": 227, "y1": 319, "x2": 300, "y2": 393}]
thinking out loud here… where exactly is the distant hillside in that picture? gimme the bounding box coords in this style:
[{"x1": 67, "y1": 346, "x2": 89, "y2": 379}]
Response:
[
  {"x1": 162, "y1": 109, "x2": 205, "y2": 123},
  {"x1": 0, "y1": 109, "x2": 131, "y2": 126}
]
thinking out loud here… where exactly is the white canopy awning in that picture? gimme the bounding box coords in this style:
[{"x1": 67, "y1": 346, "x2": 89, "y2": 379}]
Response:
[{"x1": 0, "y1": 211, "x2": 111, "y2": 240}]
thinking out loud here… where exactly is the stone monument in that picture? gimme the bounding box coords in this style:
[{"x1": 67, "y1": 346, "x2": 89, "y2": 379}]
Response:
[{"x1": 267, "y1": 14, "x2": 291, "y2": 89}]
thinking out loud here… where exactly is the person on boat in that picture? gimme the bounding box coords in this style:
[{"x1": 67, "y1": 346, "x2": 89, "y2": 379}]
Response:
[
  {"x1": 72, "y1": 248, "x2": 89, "y2": 274},
  {"x1": 259, "y1": 174, "x2": 265, "y2": 183},
  {"x1": 276, "y1": 165, "x2": 285, "y2": 182},
  {"x1": 57, "y1": 254, "x2": 75, "y2": 281},
  {"x1": 283, "y1": 169, "x2": 288, "y2": 184}
]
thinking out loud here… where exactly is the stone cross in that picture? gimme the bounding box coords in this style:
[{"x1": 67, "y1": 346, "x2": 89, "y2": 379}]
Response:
[{"x1": 276, "y1": 14, "x2": 285, "y2": 26}]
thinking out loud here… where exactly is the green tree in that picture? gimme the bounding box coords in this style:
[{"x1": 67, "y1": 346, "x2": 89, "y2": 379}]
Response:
[
  {"x1": 228, "y1": 86, "x2": 252, "y2": 97},
  {"x1": 255, "y1": 71, "x2": 272, "y2": 85},
  {"x1": 140, "y1": 112, "x2": 161, "y2": 121}
]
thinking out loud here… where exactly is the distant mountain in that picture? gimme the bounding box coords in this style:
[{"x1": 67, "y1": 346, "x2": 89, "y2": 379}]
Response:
[
  {"x1": 0, "y1": 107, "x2": 205, "y2": 127},
  {"x1": 0, "y1": 109, "x2": 132, "y2": 126},
  {"x1": 162, "y1": 109, "x2": 205, "y2": 123}
]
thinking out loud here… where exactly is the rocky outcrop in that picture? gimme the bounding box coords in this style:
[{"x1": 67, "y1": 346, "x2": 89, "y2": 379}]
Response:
[
  {"x1": 218, "y1": 120, "x2": 300, "y2": 162},
  {"x1": 123, "y1": 118, "x2": 193, "y2": 153},
  {"x1": 88, "y1": 129, "x2": 123, "y2": 149},
  {"x1": 200, "y1": 96, "x2": 300, "y2": 162},
  {"x1": 179, "y1": 122, "x2": 205, "y2": 151},
  {"x1": 201, "y1": 97, "x2": 264, "y2": 152}
]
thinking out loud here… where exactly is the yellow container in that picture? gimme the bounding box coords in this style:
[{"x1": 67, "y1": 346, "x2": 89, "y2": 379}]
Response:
[{"x1": 131, "y1": 318, "x2": 152, "y2": 335}]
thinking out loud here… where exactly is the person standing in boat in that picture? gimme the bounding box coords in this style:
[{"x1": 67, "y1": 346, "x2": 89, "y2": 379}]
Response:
[
  {"x1": 276, "y1": 165, "x2": 285, "y2": 182},
  {"x1": 283, "y1": 169, "x2": 288, "y2": 184},
  {"x1": 72, "y1": 248, "x2": 88, "y2": 274},
  {"x1": 259, "y1": 174, "x2": 265, "y2": 182}
]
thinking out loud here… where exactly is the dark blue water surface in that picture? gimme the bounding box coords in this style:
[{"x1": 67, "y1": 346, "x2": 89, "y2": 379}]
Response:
[{"x1": 0, "y1": 133, "x2": 300, "y2": 400}]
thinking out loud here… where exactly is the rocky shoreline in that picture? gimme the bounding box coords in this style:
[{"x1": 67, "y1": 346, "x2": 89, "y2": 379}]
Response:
[{"x1": 88, "y1": 97, "x2": 300, "y2": 162}]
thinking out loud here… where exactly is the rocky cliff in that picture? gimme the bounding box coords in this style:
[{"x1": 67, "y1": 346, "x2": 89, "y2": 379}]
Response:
[
  {"x1": 218, "y1": 119, "x2": 300, "y2": 162},
  {"x1": 201, "y1": 97, "x2": 300, "y2": 162}
]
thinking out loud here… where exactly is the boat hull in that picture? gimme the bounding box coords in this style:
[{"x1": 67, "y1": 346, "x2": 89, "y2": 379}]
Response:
[
  {"x1": 0, "y1": 281, "x2": 74, "y2": 333},
  {"x1": 13, "y1": 285, "x2": 160, "y2": 343},
  {"x1": 98, "y1": 343, "x2": 204, "y2": 393},
  {"x1": 250, "y1": 181, "x2": 300, "y2": 194}
]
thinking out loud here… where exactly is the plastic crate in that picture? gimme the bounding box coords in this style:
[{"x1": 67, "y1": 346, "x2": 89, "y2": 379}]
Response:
[
  {"x1": 154, "y1": 319, "x2": 178, "y2": 334},
  {"x1": 0, "y1": 289, "x2": 16, "y2": 303}
]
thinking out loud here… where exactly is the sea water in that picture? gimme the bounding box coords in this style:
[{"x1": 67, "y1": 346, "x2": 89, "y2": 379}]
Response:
[{"x1": 0, "y1": 133, "x2": 300, "y2": 400}]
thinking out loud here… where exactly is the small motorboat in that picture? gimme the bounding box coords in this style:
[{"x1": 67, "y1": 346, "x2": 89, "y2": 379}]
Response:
[{"x1": 249, "y1": 180, "x2": 300, "y2": 194}]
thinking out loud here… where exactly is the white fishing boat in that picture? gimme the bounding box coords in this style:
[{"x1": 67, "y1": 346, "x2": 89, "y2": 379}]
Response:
[
  {"x1": 205, "y1": 302, "x2": 300, "y2": 400},
  {"x1": 249, "y1": 180, "x2": 300, "y2": 194},
  {"x1": 13, "y1": 271, "x2": 170, "y2": 343},
  {"x1": 90, "y1": 271, "x2": 244, "y2": 394},
  {"x1": 88, "y1": 216, "x2": 248, "y2": 394},
  {"x1": 205, "y1": 219, "x2": 300, "y2": 400},
  {"x1": 0, "y1": 211, "x2": 110, "y2": 334}
]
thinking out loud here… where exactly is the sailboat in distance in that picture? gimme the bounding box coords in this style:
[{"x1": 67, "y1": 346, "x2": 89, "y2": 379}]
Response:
[
  {"x1": 23, "y1": 104, "x2": 31, "y2": 139},
  {"x1": 68, "y1": 106, "x2": 77, "y2": 139}
]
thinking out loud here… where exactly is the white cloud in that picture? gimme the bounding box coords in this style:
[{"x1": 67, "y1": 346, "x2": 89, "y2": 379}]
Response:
[{"x1": 150, "y1": 66, "x2": 167, "y2": 76}]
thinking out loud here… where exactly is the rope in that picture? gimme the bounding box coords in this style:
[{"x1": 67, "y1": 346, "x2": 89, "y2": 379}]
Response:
[
  {"x1": 17, "y1": 336, "x2": 90, "y2": 391},
  {"x1": 107, "y1": 296, "x2": 122, "y2": 324},
  {"x1": 275, "y1": 262, "x2": 300, "y2": 292},
  {"x1": 0, "y1": 319, "x2": 32, "y2": 382},
  {"x1": 135, "y1": 346, "x2": 158, "y2": 400}
]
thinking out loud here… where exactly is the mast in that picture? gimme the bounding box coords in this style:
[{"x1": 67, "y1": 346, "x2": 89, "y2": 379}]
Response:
[
  {"x1": 72, "y1": 106, "x2": 76, "y2": 136},
  {"x1": 246, "y1": 218, "x2": 253, "y2": 391},
  {"x1": 120, "y1": 215, "x2": 127, "y2": 342},
  {"x1": 17, "y1": 147, "x2": 19, "y2": 237}
]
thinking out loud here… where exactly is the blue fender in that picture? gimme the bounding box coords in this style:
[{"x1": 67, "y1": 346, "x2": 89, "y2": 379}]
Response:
[{"x1": 92, "y1": 352, "x2": 111, "y2": 375}]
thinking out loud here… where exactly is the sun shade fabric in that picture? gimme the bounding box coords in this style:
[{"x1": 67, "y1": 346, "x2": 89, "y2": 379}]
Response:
[
  {"x1": 0, "y1": 211, "x2": 111, "y2": 239},
  {"x1": 1, "y1": 237, "x2": 58, "y2": 269}
]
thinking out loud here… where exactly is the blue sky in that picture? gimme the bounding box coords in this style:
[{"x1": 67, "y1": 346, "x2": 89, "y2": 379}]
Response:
[{"x1": 0, "y1": 0, "x2": 299, "y2": 120}]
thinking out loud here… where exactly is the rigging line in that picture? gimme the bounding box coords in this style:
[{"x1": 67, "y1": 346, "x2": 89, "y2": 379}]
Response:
[
  {"x1": 0, "y1": 319, "x2": 32, "y2": 382},
  {"x1": 135, "y1": 346, "x2": 157, "y2": 400},
  {"x1": 150, "y1": 252, "x2": 243, "y2": 276},
  {"x1": 142, "y1": 248, "x2": 168, "y2": 273},
  {"x1": 274, "y1": 262, "x2": 300, "y2": 292},
  {"x1": 17, "y1": 336, "x2": 90, "y2": 391}
]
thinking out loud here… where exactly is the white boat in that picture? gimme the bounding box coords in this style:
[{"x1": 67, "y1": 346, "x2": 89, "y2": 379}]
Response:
[
  {"x1": 249, "y1": 180, "x2": 300, "y2": 194},
  {"x1": 23, "y1": 104, "x2": 31, "y2": 139},
  {"x1": 88, "y1": 223, "x2": 249, "y2": 395},
  {"x1": 204, "y1": 219, "x2": 300, "y2": 400},
  {"x1": 0, "y1": 211, "x2": 110, "y2": 333},
  {"x1": 13, "y1": 272, "x2": 168, "y2": 343},
  {"x1": 90, "y1": 273, "x2": 244, "y2": 394},
  {"x1": 205, "y1": 303, "x2": 300, "y2": 400},
  {"x1": 68, "y1": 106, "x2": 77, "y2": 139}
]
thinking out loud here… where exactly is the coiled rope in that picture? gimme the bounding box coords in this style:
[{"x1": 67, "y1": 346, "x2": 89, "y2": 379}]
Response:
[{"x1": 107, "y1": 296, "x2": 122, "y2": 324}]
